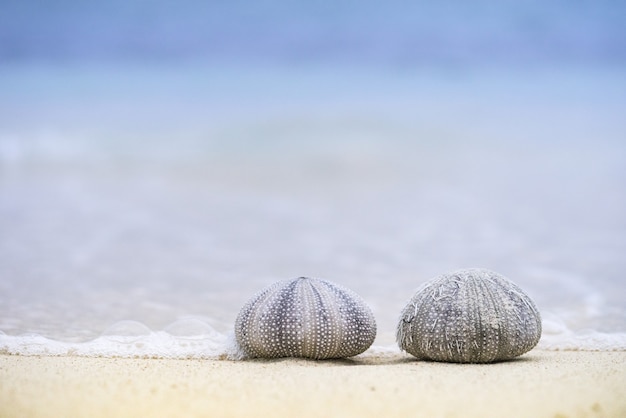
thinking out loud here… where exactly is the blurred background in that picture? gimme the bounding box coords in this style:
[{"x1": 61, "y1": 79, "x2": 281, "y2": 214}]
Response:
[
  {"x1": 2, "y1": 0, "x2": 625, "y2": 66},
  {"x1": 0, "y1": 0, "x2": 625, "y2": 348}
]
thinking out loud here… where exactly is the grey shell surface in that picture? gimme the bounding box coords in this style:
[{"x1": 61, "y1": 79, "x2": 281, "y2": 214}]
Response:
[
  {"x1": 235, "y1": 277, "x2": 377, "y2": 359},
  {"x1": 397, "y1": 268, "x2": 542, "y2": 363}
]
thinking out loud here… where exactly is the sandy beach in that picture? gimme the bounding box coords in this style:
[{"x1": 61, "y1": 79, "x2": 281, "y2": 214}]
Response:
[{"x1": 1, "y1": 350, "x2": 624, "y2": 418}]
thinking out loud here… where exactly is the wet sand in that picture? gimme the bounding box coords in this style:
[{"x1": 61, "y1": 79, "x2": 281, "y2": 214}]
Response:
[{"x1": 1, "y1": 350, "x2": 625, "y2": 418}]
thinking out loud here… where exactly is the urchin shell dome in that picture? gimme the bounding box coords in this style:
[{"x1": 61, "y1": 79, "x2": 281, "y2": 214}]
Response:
[
  {"x1": 397, "y1": 268, "x2": 542, "y2": 363},
  {"x1": 234, "y1": 277, "x2": 377, "y2": 359}
]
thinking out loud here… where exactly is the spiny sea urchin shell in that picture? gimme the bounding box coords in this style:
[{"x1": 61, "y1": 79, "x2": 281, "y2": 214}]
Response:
[
  {"x1": 397, "y1": 268, "x2": 541, "y2": 363},
  {"x1": 234, "y1": 277, "x2": 376, "y2": 359}
]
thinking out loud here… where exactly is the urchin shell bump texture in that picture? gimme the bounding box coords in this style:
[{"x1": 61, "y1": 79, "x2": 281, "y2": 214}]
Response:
[
  {"x1": 235, "y1": 277, "x2": 377, "y2": 359},
  {"x1": 397, "y1": 268, "x2": 542, "y2": 363}
]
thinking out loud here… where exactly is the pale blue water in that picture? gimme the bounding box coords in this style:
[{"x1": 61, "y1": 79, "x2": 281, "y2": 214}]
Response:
[
  {"x1": 1, "y1": 0, "x2": 625, "y2": 67},
  {"x1": 1, "y1": 1, "x2": 625, "y2": 357}
]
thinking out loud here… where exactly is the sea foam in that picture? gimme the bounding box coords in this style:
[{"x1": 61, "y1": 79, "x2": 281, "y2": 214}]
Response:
[
  {"x1": 2, "y1": 317, "x2": 625, "y2": 359},
  {"x1": 0, "y1": 319, "x2": 228, "y2": 359},
  {"x1": 538, "y1": 314, "x2": 626, "y2": 352}
]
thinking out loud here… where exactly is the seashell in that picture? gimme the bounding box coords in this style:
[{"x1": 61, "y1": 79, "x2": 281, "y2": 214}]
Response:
[
  {"x1": 234, "y1": 277, "x2": 377, "y2": 359},
  {"x1": 397, "y1": 268, "x2": 542, "y2": 363}
]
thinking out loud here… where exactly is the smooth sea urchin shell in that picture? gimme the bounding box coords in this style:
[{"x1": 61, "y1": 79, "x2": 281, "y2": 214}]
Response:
[
  {"x1": 397, "y1": 268, "x2": 541, "y2": 363},
  {"x1": 234, "y1": 277, "x2": 376, "y2": 359}
]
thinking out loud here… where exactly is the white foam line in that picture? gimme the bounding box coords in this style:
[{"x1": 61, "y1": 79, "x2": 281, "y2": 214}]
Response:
[
  {"x1": 2, "y1": 330, "x2": 625, "y2": 360},
  {"x1": 0, "y1": 332, "x2": 229, "y2": 359},
  {"x1": 539, "y1": 328, "x2": 626, "y2": 351},
  {"x1": 2, "y1": 312, "x2": 625, "y2": 359}
]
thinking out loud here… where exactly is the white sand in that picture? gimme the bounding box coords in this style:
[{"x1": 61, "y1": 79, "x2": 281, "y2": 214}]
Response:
[{"x1": 1, "y1": 350, "x2": 625, "y2": 418}]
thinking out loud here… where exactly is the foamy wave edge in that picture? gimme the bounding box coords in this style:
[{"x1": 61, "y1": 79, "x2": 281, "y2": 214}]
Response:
[
  {"x1": 0, "y1": 332, "x2": 230, "y2": 359},
  {"x1": 1, "y1": 319, "x2": 625, "y2": 359},
  {"x1": 0, "y1": 319, "x2": 234, "y2": 359},
  {"x1": 538, "y1": 315, "x2": 626, "y2": 351}
]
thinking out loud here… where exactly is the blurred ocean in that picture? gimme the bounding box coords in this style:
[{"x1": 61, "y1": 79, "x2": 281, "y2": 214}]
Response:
[{"x1": 1, "y1": 0, "x2": 625, "y2": 357}]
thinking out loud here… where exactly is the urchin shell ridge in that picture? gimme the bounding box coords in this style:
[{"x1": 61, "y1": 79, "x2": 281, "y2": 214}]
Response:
[
  {"x1": 397, "y1": 268, "x2": 542, "y2": 363},
  {"x1": 235, "y1": 277, "x2": 377, "y2": 359}
]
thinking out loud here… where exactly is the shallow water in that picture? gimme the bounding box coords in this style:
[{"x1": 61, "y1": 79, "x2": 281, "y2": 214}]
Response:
[{"x1": 1, "y1": 65, "x2": 625, "y2": 357}]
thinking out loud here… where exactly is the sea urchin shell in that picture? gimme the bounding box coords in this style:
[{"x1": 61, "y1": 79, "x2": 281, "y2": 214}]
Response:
[
  {"x1": 397, "y1": 268, "x2": 541, "y2": 363},
  {"x1": 235, "y1": 277, "x2": 376, "y2": 359}
]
